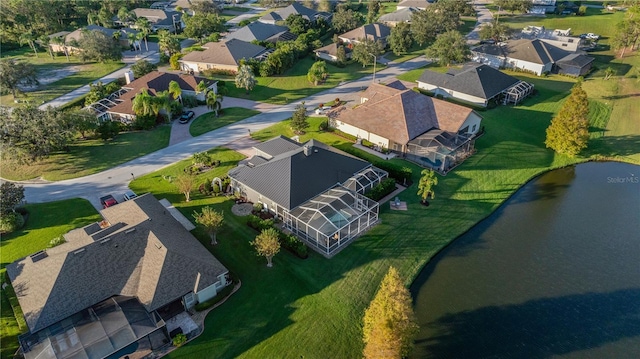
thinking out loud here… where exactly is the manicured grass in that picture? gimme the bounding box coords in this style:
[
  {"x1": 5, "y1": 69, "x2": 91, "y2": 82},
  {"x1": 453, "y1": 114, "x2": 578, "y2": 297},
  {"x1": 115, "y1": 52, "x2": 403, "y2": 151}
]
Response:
[
  {"x1": 0, "y1": 51, "x2": 124, "y2": 107},
  {"x1": 189, "y1": 107, "x2": 261, "y2": 137},
  {"x1": 217, "y1": 57, "x2": 384, "y2": 104},
  {"x1": 0, "y1": 199, "x2": 101, "y2": 359},
  {"x1": 1, "y1": 125, "x2": 171, "y2": 181},
  {"x1": 499, "y1": 7, "x2": 624, "y2": 37},
  {"x1": 223, "y1": 6, "x2": 251, "y2": 12}
]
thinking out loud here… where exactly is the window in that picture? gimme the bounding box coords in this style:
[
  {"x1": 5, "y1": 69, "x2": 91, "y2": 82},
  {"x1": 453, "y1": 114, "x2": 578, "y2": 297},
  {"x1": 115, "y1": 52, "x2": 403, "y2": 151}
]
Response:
[{"x1": 472, "y1": 124, "x2": 477, "y2": 133}]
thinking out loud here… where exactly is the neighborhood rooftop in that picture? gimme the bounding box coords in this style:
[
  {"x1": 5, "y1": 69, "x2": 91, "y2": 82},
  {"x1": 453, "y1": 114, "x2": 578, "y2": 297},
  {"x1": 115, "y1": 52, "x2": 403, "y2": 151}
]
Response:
[{"x1": 7, "y1": 193, "x2": 228, "y2": 333}]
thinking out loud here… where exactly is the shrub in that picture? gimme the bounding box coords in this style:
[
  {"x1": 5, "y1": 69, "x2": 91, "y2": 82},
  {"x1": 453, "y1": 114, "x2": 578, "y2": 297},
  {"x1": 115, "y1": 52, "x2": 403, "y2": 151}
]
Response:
[
  {"x1": 182, "y1": 94, "x2": 198, "y2": 108},
  {"x1": 334, "y1": 97, "x2": 340, "y2": 104},
  {"x1": 278, "y1": 232, "x2": 308, "y2": 258},
  {"x1": 238, "y1": 19, "x2": 251, "y2": 27},
  {"x1": 364, "y1": 178, "x2": 397, "y2": 201},
  {"x1": 318, "y1": 120, "x2": 329, "y2": 131},
  {"x1": 201, "y1": 68, "x2": 237, "y2": 77},
  {"x1": 253, "y1": 202, "x2": 263, "y2": 212},
  {"x1": 0, "y1": 212, "x2": 24, "y2": 234},
  {"x1": 49, "y1": 236, "x2": 66, "y2": 247},
  {"x1": 170, "y1": 53, "x2": 183, "y2": 70},
  {"x1": 246, "y1": 215, "x2": 274, "y2": 231},
  {"x1": 172, "y1": 333, "x2": 187, "y2": 347},
  {"x1": 132, "y1": 113, "x2": 157, "y2": 130}
]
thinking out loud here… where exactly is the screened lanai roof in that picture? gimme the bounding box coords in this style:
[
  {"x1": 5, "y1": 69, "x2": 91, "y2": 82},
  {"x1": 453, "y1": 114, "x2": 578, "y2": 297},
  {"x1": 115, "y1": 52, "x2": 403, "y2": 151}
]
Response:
[
  {"x1": 343, "y1": 167, "x2": 388, "y2": 194},
  {"x1": 20, "y1": 296, "x2": 164, "y2": 359},
  {"x1": 288, "y1": 186, "x2": 378, "y2": 237},
  {"x1": 408, "y1": 130, "x2": 469, "y2": 156}
]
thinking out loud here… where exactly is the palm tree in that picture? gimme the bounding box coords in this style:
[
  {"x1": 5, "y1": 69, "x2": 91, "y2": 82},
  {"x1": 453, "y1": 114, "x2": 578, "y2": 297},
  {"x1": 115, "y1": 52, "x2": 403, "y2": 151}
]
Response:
[
  {"x1": 158, "y1": 30, "x2": 180, "y2": 56},
  {"x1": 168, "y1": 80, "x2": 182, "y2": 103},
  {"x1": 39, "y1": 35, "x2": 54, "y2": 59},
  {"x1": 135, "y1": 17, "x2": 152, "y2": 52},
  {"x1": 19, "y1": 30, "x2": 38, "y2": 57},
  {"x1": 417, "y1": 169, "x2": 438, "y2": 204},
  {"x1": 153, "y1": 91, "x2": 173, "y2": 120},
  {"x1": 206, "y1": 90, "x2": 223, "y2": 117},
  {"x1": 127, "y1": 32, "x2": 139, "y2": 52},
  {"x1": 196, "y1": 80, "x2": 208, "y2": 95},
  {"x1": 132, "y1": 89, "x2": 154, "y2": 116},
  {"x1": 136, "y1": 32, "x2": 145, "y2": 53}
]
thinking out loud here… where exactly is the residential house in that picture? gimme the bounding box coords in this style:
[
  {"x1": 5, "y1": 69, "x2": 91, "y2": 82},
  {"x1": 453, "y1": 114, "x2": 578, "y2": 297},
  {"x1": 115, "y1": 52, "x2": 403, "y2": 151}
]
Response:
[
  {"x1": 338, "y1": 23, "x2": 391, "y2": 47},
  {"x1": 179, "y1": 39, "x2": 270, "y2": 74},
  {"x1": 529, "y1": 0, "x2": 557, "y2": 14},
  {"x1": 86, "y1": 71, "x2": 217, "y2": 122},
  {"x1": 8, "y1": 194, "x2": 230, "y2": 359},
  {"x1": 259, "y1": 2, "x2": 332, "y2": 24},
  {"x1": 397, "y1": 0, "x2": 433, "y2": 10},
  {"x1": 225, "y1": 22, "x2": 297, "y2": 43},
  {"x1": 555, "y1": 53, "x2": 595, "y2": 77},
  {"x1": 49, "y1": 25, "x2": 137, "y2": 53},
  {"x1": 417, "y1": 63, "x2": 534, "y2": 107},
  {"x1": 314, "y1": 43, "x2": 352, "y2": 63},
  {"x1": 329, "y1": 81, "x2": 483, "y2": 173},
  {"x1": 132, "y1": 8, "x2": 183, "y2": 33},
  {"x1": 229, "y1": 136, "x2": 388, "y2": 257},
  {"x1": 378, "y1": 7, "x2": 419, "y2": 27},
  {"x1": 172, "y1": 0, "x2": 225, "y2": 14},
  {"x1": 472, "y1": 38, "x2": 593, "y2": 76}
]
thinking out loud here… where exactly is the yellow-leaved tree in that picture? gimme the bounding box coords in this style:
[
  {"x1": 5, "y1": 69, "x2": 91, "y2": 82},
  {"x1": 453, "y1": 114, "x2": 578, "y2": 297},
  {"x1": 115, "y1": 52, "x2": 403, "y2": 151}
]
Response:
[{"x1": 363, "y1": 266, "x2": 419, "y2": 359}]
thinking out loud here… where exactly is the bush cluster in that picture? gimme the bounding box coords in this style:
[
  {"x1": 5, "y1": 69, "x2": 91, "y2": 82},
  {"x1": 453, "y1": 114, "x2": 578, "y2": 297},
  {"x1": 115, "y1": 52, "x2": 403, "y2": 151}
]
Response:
[
  {"x1": 172, "y1": 333, "x2": 187, "y2": 347},
  {"x1": 364, "y1": 178, "x2": 397, "y2": 201},
  {"x1": 201, "y1": 68, "x2": 237, "y2": 77},
  {"x1": 0, "y1": 212, "x2": 24, "y2": 234},
  {"x1": 246, "y1": 215, "x2": 308, "y2": 258},
  {"x1": 49, "y1": 236, "x2": 66, "y2": 248}
]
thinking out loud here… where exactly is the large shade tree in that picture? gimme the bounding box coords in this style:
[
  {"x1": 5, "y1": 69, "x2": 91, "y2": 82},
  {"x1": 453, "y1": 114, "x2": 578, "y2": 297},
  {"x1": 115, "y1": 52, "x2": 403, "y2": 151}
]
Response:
[
  {"x1": 426, "y1": 30, "x2": 470, "y2": 67},
  {"x1": 307, "y1": 60, "x2": 328, "y2": 85},
  {"x1": 388, "y1": 22, "x2": 413, "y2": 56},
  {"x1": 78, "y1": 30, "x2": 123, "y2": 63},
  {"x1": 362, "y1": 266, "x2": 419, "y2": 359},
  {"x1": 545, "y1": 81, "x2": 590, "y2": 157},
  {"x1": 478, "y1": 19, "x2": 512, "y2": 42},
  {"x1": 0, "y1": 59, "x2": 39, "y2": 99},
  {"x1": 352, "y1": 39, "x2": 385, "y2": 67},
  {"x1": 193, "y1": 206, "x2": 224, "y2": 245}
]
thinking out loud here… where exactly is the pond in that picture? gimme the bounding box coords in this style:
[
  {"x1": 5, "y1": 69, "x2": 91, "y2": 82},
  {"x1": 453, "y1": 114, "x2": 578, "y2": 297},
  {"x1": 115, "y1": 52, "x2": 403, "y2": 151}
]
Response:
[{"x1": 411, "y1": 162, "x2": 640, "y2": 358}]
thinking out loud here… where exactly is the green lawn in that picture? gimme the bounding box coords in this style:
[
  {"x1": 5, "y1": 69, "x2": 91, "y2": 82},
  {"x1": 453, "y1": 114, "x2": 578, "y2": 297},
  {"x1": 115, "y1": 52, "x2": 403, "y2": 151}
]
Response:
[
  {"x1": 223, "y1": 6, "x2": 252, "y2": 13},
  {"x1": 1, "y1": 125, "x2": 171, "y2": 181},
  {"x1": 216, "y1": 57, "x2": 383, "y2": 104},
  {"x1": 0, "y1": 50, "x2": 124, "y2": 107},
  {"x1": 189, "y1": 107, "x2": 261, "y2": 137},
  {"x1": 0, "y1": 199, "x2": 101, "y2": 359},
  {"x1": 116, "y1": 70, "x2": 633, "y2": 359},
  {"x1": 500, "y1": 7, "x2": 624, "y2": 36}
]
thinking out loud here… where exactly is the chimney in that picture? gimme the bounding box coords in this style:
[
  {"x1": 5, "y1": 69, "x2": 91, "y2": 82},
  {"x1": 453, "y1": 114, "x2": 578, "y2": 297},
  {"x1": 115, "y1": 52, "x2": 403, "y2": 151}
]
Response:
[
  {"x1": 303, "y1": 145, "x2": 312, "y2": 156},
  {"x1": 124, "y1": 70, "x2": 134, "y2": 84}
]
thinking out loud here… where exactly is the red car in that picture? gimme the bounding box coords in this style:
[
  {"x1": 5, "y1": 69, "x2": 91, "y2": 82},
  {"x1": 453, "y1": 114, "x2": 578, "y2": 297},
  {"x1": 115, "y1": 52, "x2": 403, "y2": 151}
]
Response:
[{"x1": 100, "y1": 195, "x2": 118, "y2": 208}]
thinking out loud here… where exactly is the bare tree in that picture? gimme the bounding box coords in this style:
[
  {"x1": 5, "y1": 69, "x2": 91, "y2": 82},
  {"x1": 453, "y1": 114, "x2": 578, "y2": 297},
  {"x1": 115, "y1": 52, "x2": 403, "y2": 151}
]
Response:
[{"x1": 175, "y1": 174, "x2": 195, "y2": 202}]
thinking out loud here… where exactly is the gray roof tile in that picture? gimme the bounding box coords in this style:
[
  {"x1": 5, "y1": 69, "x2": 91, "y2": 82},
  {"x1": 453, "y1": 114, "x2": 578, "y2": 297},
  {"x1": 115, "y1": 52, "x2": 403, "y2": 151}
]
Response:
[
  {"x1": 417, "y1": 63, "x2": 521, "y2": 99},
  {"x1": 180, "y1": 39, "x2": 268, "y2": 67}
]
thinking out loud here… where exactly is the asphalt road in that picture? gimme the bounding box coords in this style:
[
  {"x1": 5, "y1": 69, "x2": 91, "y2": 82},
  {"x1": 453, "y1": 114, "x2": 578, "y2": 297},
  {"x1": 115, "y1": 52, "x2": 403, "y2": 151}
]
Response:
[{"x1": 21, "y1": 56, "x2": 430, "y2": 209}]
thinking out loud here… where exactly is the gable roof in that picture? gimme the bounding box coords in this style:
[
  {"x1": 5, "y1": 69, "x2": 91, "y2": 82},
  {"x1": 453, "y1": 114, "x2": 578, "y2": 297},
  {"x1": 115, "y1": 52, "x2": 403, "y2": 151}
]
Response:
[
  {"x1": 332, "y1": 81, "x2": 477, "y2": 145},
  {"x1": 225, "y1": 22, "x2": 295, "y2": 43},
  {"x1": 339, "y1": 23, "x2": 391, "y2": 43},
  {"x1": 378, "y1": 7, "x2": 419, "y2": 23},
  {"x1": 180, "y1": 39, "x2": 268, "y2": 67},
  {"x1": 7, "y1": 194, "x2": 228, "y2": 333},
  {"x1": 397, "y1": 0, "x2": 433, "y2": 9},
  {"x1": 473, "y1": 39, "x2": 571, "y2": 65},
  {"x1": 417, "y1": 63, "x2": 521, "y2": 100},
  {"x1": 229, "y1": 139, "x2": 371, "y2": 210},
  {"x1": 133, "y1": 8, "x2": 182, "y2": 26},
  {"x1": 108, "y1": 71, "x2": 215, "y2": 115},
  {"x1": 65, "y1": 25, "x2": 137, "y2": 44},
  {"x1": 314, "y1": 43, "x2": 352, "y2": 57},
  {"x1": 253, "y1": 135, "x2": 302, "y2": 158},
  {"x1": 260, "y1": 2, "x2": 327, "y2": 22}
]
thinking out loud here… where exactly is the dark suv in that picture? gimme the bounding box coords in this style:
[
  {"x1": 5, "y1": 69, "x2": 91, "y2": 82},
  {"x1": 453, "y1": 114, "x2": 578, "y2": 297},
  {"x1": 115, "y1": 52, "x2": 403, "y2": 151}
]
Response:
[
  {"x1": 99, "y1": 195, "x2": 118, "y2": 209},
  {"x1": 179, "y1": 111, "x2": 195, "y2": 124}
]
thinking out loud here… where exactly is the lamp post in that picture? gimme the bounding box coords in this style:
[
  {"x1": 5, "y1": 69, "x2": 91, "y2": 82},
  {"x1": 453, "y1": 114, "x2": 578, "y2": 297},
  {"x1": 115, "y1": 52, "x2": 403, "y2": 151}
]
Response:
[{"x1": 369, "y1": 53, "x2": 377, "y2": 83}]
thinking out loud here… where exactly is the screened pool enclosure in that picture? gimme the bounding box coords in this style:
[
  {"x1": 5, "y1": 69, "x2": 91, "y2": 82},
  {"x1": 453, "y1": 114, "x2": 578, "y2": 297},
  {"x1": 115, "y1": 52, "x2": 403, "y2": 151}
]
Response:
[{"x1": 284, "y1": 186, "x2": 380, "y2": 257}]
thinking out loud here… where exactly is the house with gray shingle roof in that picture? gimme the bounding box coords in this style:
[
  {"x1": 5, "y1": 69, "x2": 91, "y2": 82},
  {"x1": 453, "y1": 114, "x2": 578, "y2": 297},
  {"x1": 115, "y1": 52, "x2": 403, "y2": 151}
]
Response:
[
  {"x1": 329, "y1": 81, "x2": 483, "y2": 173},
  {"x1": 225, "y1": 22, "x2": 297, "y2": 43},
  {"x1": 229, "y1": 137, "x2": 387, "y2": 257},
  {"x1": 49, "y1": 25, "x2": 137, "y2": 54},
  {"x1": 259, "y1": 2, "x2": 332, "y2": 25},
  {"x1": 314, "y1": 43, "x2": 352, "y2": 63},
  {"x1": 338, "y1": 23, "x2": 391, "y2": 46},
  {"x1": 472, "y1": 38, "x2": 593, "y2": 76},
  {"x1": 417, "y1": 63, "x2": 532, "y2": 107},
  {"x1": 7, "y1": 194, "x2": 229, "y2": 359},
  {"x1": 378, "y1": 7, "x2": 419, "y2": 27},
  {"x1": 133, "y1": 8, "x2": 183, "y2": 33},
  {"x1": 397, "y1": 0, "x2": 433, "y2": 10},
  {"x1": 555, "y1": 53, "x2": 595, "y2": 77},
  {"x1": 179, "y1": 39, "x2": 270, "y2": 74}
]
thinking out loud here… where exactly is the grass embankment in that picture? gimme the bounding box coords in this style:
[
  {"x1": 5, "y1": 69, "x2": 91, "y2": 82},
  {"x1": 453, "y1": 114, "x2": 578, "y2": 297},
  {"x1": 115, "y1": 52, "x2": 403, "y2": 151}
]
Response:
[
  {"x1": 130, "y1": 65, "x2": 633, "y2": 358},
  {"x1": 189, "y1": 107, "x2": 261, "y2": 137},
  {"x1": 1, "y1": 125, "x2": 171, "y2": 181},
  {"x1": 0, "y1": 199, "x2": 100, "y2": 359},
  {"x1": 0, "y1": 50, "x2": 123, "y2": 107}
]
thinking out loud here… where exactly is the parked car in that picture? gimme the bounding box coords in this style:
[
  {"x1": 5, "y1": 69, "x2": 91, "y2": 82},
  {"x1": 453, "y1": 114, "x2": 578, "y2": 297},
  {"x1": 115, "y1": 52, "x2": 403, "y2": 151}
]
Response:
[
  {"x1": 100, "y1": 195, "x2": 118, "y2": 209},
  {"x1": 586, "y1": 33, "x2": 600, "y2": 40},
  {"x1": 123, "y1": 190, "x2": 137, "y2": 201},
  {"x1": 179, "y1": 111, "x2": 195, "y2": 124}
]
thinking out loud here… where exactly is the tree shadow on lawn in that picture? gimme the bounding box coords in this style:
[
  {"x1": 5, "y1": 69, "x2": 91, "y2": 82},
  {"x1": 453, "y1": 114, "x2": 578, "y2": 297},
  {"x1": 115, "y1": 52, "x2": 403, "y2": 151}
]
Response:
[
  {"x1": 585, "y1": 134, "x2": 640, "y2": 159},
  {"x1": 413, "y1": 289, "x2": 640, "y2": 359}
]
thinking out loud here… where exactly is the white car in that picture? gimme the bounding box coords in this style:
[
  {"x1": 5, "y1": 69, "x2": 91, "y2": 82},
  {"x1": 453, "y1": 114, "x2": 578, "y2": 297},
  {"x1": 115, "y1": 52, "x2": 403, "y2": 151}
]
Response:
[
  {"x1": 123, "y1": 190, "x2": 138, "y2": 201},
  {"x1": 586, "y1": 33, "x2": 600, "y2": 40}
]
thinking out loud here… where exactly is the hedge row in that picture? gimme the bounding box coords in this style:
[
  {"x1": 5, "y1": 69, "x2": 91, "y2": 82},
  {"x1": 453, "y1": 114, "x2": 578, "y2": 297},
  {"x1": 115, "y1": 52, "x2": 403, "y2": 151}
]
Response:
[
  {"x1": 246, "y1": 215, "x2": 308, "y2": 259},
  {"x1": 364, "y1": 178, "x2": 397, "y2": 201}
]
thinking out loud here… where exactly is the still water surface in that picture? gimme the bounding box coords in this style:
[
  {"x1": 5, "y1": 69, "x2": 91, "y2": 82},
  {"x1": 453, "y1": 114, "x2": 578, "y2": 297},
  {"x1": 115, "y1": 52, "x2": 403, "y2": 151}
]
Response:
[{"x1": 411, "y1": 162, "x2": 640, "y2": 358}]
